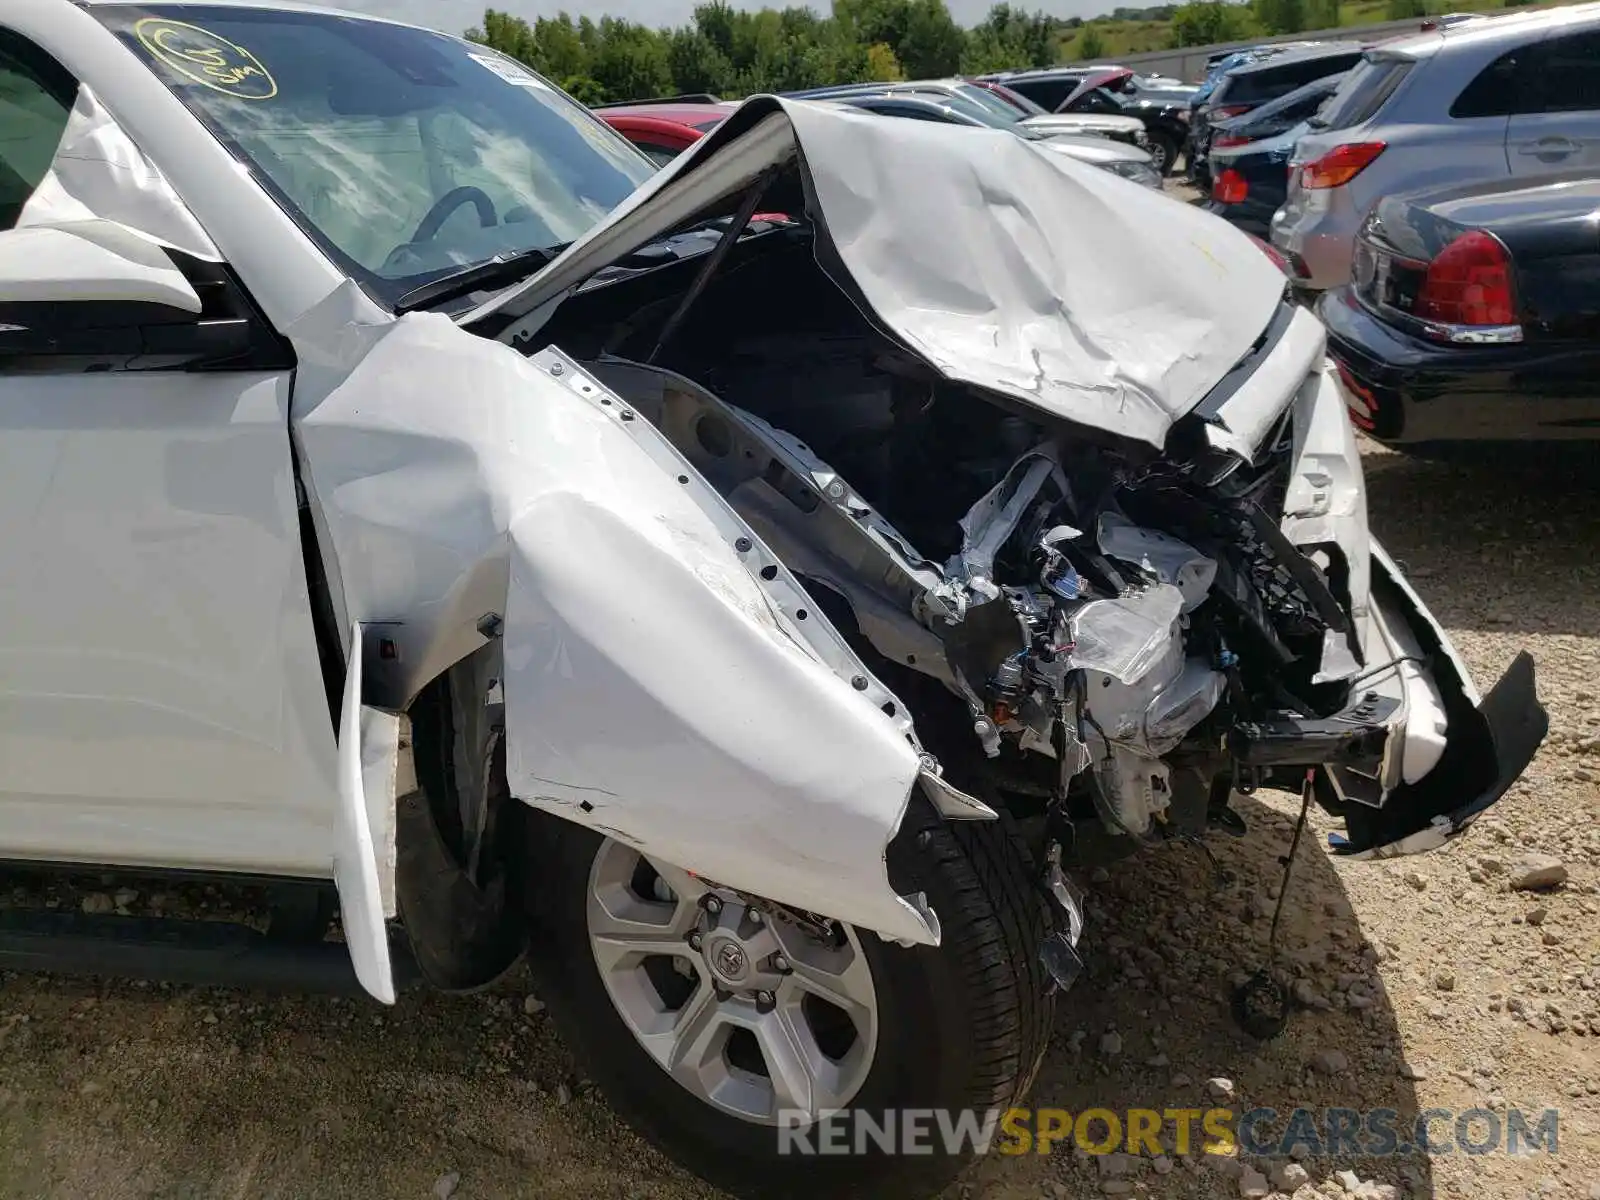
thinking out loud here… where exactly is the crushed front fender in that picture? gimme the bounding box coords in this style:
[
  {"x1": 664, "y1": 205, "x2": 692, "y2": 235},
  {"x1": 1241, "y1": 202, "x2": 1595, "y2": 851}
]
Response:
[
  {"x1": 290, "y1": 310, "x2": 949, "y2": 946},
  {"x1": 502, "y1": 349, "x2": 946, "y2": 945}
]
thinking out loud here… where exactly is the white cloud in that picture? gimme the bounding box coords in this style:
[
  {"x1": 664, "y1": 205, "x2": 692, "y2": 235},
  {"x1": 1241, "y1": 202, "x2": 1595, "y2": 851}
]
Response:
[{"x1": 335, "y1": 0, "x2": 1111, "y2": 37}]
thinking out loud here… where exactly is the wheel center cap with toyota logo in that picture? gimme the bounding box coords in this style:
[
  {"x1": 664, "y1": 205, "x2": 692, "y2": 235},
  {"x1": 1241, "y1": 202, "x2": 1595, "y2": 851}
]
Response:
[{"x1": 706, "y1": 937, "x2": 750, "y2": 985}]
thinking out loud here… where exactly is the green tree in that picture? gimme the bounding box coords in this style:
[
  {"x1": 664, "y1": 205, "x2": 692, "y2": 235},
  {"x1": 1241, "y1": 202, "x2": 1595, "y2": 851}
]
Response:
[
  {"x1": 865, "y1": 41, "x2": 906, "y2": 79},
  {"x1": 1385, "y1": 0, "x2": 1426, "y2": 15},
  {"x1": 562, "y1": 76, "x2": 608, "y2": 104},
  {"x1": 533, "y1": 15, "x2": 593, "y2": 80},
  {"x1": 1304, "y1": 0, "x2": 1338, "y2": 27},
  {"x1": 667, "y1": 27, "x2": 733, "y2": 95},
  {"x1": 1168, "y1": 0, "x2": 1254, "y2": 45},
  {"x1": 963, "y1": 4, "x2": 1057, "y2": 72},
  {"x1": 898, "y1": 0, "x2": 966, "y2": 77},
  {"x1": 467, "y1": 3, "x2": 1082, "y2": 105},
  {"x1": 834, "y1": 0, "x2": 913, "y2": 49},
  {"x1": 466, "y1": 9, "x2": 536, "y2": 61},
  {"x1": 589, "y1": 18, "x2": 673, "y2": 102}
]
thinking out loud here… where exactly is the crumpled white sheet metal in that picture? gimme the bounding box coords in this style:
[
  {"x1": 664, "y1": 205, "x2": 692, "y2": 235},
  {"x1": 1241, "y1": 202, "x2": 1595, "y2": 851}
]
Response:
[
  {"x1": 288, "y1": 310, "x2": 940, "y2": 947},
  {"x1": 17, "y1": 87, "x2": 219, "y2": 262},
  {"x1": 480, "y1": 97, "x2": 1285, "y2": 449},
  {"x1": 949, "y1": 447, "x2": 1069, "y2": 607}
]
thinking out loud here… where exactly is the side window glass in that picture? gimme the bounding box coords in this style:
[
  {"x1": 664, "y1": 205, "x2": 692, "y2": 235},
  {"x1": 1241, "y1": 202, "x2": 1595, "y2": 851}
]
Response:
[
  {"x1": 1524, "y1": 30, "x2": 1600, "y2": 114},
  {"x1": 1450, "y1": 47, "x2": 1527, "y2": 118},
  {"x1": 0, "y1": 31, "x2": 78, "y2": 230},
  {"x1": 1017, "y1": 79, "x2": 1071, "y2": 110}
]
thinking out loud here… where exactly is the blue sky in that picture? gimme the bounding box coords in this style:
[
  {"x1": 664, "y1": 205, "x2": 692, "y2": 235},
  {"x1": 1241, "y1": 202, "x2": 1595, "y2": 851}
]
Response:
[{"x1": 336, "y1": 0, "x2": 1114, "y2": 37}]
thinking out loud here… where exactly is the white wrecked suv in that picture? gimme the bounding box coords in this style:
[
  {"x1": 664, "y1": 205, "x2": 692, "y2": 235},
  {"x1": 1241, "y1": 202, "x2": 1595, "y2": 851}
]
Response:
[{"x1": 0, "y1": 2, "x2": 1548, "y2": 1197}]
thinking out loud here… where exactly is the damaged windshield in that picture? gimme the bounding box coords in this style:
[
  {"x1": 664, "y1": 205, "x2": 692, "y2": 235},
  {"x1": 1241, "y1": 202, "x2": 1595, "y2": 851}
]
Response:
[{"x1": 95, "y1": 6, "x2": 654, "y2": 308}]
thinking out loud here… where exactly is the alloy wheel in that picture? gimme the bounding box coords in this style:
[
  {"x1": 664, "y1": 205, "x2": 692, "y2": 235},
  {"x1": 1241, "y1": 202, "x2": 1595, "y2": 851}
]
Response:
[{"x1": 586, "y1": 839, "x2": 880, "y2": 1125}]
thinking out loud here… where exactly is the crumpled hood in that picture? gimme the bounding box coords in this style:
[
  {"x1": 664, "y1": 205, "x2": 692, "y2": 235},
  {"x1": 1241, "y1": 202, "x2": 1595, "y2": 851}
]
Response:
[{"x1": 474, "y1": 95, "x2": 1286, "y2": 449}]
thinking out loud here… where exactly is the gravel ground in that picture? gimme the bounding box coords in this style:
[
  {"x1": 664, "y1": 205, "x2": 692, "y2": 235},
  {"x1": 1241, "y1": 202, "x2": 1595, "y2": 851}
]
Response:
[
  {"x1": 0, "y1": 230, "x2": 1595, "y2": 1200},
  {"x1": 1, "y1": 449, "x2": 1594, "y2": 1200}
]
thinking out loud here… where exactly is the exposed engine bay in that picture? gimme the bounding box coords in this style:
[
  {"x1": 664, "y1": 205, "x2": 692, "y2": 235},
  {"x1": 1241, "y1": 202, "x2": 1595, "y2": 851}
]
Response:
[{"x1": 515, "y1": 229, "x2": 1419, "y2": 866}]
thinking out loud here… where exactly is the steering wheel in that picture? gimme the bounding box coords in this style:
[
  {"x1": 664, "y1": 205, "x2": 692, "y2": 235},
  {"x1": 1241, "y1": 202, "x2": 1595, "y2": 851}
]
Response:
[{"x1": 411, "y1": 186, "x2": 498, "y2": 243}]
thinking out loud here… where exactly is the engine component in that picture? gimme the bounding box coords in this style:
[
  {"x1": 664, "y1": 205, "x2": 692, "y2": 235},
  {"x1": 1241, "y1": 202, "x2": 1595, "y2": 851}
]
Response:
[
  {"x1": 1066, "y1": 585, "x2": 1185, "y2": 685},
  {"x1": 1095, "y1": 511, "x2": 1217, "y2": 612}
]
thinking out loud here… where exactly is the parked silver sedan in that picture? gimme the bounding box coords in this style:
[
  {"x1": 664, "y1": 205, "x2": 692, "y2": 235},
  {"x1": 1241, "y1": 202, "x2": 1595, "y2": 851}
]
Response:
[
  {"x1": 1271, "y1": 3, "x2": 1600, "y2": 291},
  {"x1": 826, "y1": 92, "x2": 1165, "y2": 188}
]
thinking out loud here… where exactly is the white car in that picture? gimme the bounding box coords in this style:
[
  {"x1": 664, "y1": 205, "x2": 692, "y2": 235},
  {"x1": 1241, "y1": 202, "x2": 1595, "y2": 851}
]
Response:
[{"x1": 0, "y1": 2, "x2": 1548, "y2": 1197}]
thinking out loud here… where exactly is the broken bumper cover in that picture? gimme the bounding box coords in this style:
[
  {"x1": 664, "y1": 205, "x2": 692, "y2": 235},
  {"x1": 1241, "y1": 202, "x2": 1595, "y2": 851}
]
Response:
[
  {"x1": 1265, "y1": 364, "x2": 1547, "y2": 858},
  {"x1": 1321, "y1": 544, "x2": 1547, "y2": 859},
  {"x1": 1330, "y1": 649, "x2": 1547, "y2": 859},
  {"x1": 1228, "y1": 549, "x2": 1546, "y2": 859}
]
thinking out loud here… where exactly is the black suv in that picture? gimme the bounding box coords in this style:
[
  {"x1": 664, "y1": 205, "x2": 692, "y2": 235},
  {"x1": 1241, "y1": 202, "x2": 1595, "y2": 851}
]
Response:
[{"x1": 1058, "y1": 80, "x2": 1193, "y2": 175}]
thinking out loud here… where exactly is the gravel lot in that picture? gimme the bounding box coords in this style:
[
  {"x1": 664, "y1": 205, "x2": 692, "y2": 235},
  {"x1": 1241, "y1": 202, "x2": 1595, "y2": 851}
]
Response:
[
  {"x1": 2, "y1": 449, "x2": 1595, "y2": 1200},
  {"x1": 0, "y1": 203, "x2": 1595, "y2": 1199}
]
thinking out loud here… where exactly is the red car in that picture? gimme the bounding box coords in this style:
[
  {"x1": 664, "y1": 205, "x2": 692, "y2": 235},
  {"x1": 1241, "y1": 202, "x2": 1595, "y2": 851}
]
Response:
[{"x1": 594, "y1": 95, "x2": 742, "y2": 165}]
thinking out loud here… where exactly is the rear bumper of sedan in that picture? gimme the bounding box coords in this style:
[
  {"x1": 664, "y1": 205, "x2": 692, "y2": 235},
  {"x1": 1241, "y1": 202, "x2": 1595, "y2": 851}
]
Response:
[{"x1": 1319, "y1": 288, "x2": 1600, "y2": 443}]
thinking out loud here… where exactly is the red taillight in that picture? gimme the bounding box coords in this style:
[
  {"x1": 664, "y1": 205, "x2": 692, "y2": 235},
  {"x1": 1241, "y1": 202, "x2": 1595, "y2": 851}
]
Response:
[
  {"x1": 1210, "y1": 104, "x2": 1250, "y2": 120},
  {"x1": 1212, "y1": 133, "x2": 1249, "y2": 149},
  {"x1": 1414, "y1": 229, "x2": 1516, "y2": 328},
  {"x1": 1299, "y1": 142, "x2": 1386, "y2": 190},
  {"x1": 1212, "y1": 168, "x2": 1248, "y2": 205}
]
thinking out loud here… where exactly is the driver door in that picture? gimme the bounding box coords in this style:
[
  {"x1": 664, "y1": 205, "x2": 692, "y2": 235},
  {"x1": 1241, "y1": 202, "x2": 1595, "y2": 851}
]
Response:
[{"x1": 0, "y1": 29, "x2": 339, "y2": 878}]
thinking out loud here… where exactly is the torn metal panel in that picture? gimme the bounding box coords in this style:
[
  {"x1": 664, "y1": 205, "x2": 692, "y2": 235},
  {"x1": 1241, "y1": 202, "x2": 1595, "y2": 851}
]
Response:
[
  {"x1": 360, "y1": 706, "x2": 401, "y2": 920},
  {"x1": 289, "y1": 314, "x2": 941, "y2": 947},
  {"x1": 17, "y1": 87, "x2": 219, "y2": 261},
  {"x1": 1280, "y1": 365, "x2": 1376, "y2": 692},
  {"x1": 335, "y1": 622, "x2": 396, "y2": 1004},
  {"x1": 1203, "y1": 305, "x2": 1327, "y2": 463},
  {"x1": 947, "y1": 448, "x2": 1069, "y2": 609},
  {"x1": 584, "y1": 357, "x2": 960, "y2": 683},
  {"x1": 918, "y1": 768, "x2": 999, "y2": 822},
  {"x1": 479, "y1": 97, "x2": 1286, "y2": 449}
]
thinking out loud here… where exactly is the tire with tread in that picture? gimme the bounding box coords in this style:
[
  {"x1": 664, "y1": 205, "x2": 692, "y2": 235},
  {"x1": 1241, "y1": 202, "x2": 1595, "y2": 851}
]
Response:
[{"x1": 522, "y1": 798, "x2": 1055, "y2": 1200}]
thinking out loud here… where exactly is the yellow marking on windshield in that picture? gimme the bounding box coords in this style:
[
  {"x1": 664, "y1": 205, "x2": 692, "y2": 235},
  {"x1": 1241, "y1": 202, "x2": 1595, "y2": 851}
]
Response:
[{"x1": 134, "y1": 18, "x2": 278, "y2": 100}]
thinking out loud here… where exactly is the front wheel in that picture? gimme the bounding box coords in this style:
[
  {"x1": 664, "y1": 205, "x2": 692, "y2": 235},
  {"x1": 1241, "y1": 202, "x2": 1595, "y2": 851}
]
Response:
[{"x1": 522, "y1": 801, "x2": 1054, "y2": 1200}]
